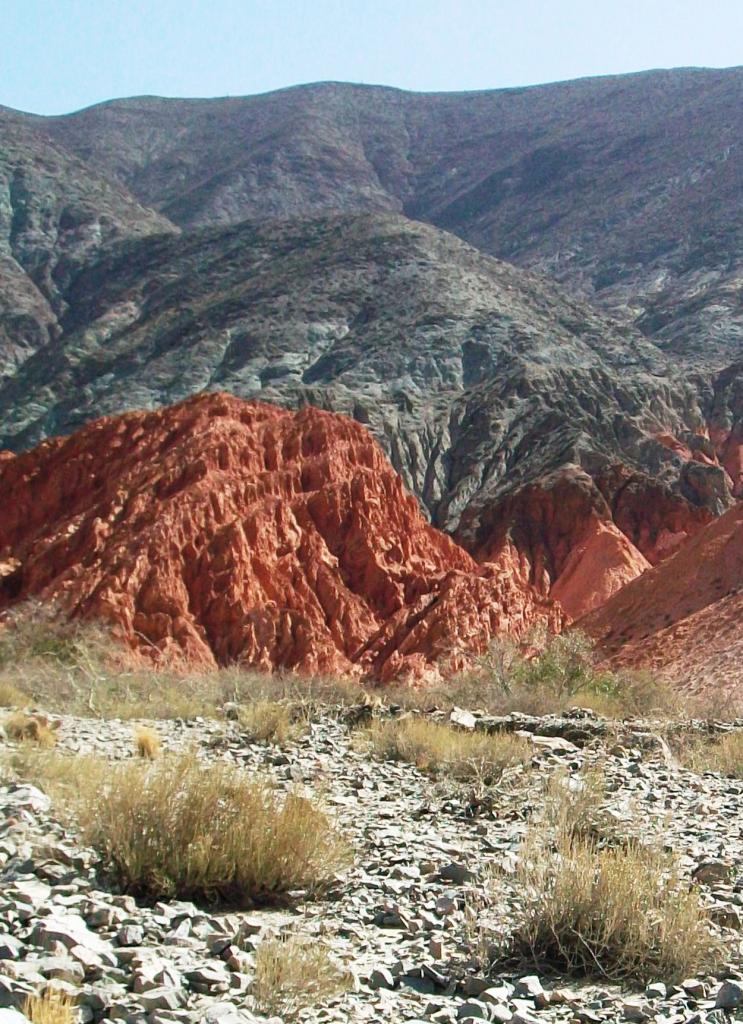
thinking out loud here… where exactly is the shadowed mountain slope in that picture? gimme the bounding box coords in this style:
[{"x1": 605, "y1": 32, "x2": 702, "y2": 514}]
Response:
[
  {"x1": 32, "y1": 68, "x2": 743, "y2": 368},
  {"x1": 0, "y1": 107, "x2": 175, "y2": 377}
]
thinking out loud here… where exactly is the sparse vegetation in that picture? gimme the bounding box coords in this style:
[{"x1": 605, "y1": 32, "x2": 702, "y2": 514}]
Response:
[
  {"x1": 74, "y1": 752, "x2": 351, "y2": 905},
  {"x1": 253, "y1": 933, "x2": 352, "y2": 1018},
  {"x1": 683, "y1": 730, "x2": 743, "y2": 778},
  {"x1": 133, "y1": 725, "x2": 161, "y2": 759},
  {"x1": 539, "y1": 765, "x2": 621, "y2": 847},
  {"x1": 361, "y1": 715, "x2": 531, "y2": 780},
  {"x1": 0, "y1": 601, "x2": 365, "y2": 721},
  {"x1": 3, "y1": 711, "x2": 58, "y2": 747},
  {"x1": 450, "y1": 631, "x2": 680, "y2": 719},
  {"x1": 23, "y1": 988, "x2": 77, "y2": 1024},
  {"x1": 500, "y1": 826, "x2": 723, "y2": 983},
  {"x1": 0, "y1": 678, "x2": 28, "y2": 708},
  {"x1": 238, "y1": 700, "x2": 307, "y2": 744}
]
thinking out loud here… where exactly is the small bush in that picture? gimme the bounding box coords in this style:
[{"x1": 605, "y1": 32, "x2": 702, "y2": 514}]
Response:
[
  {"x1": 539, "y1": 765, "x2": 620, "y2": 846},
  {"x1": 685, "y1": 731, "x2": 743, "y2": 778},
  {"x1": 253, "y1": 933, "x2": 352, "y2": 1018},
  {"x1": 452, "y1": 632, "x2": 679, "y2": 719},
  {"x1": 23, "y1": 988, "x2": 76, "y2": 1024},
  {"x1": 3, "y1": 711, "x2": 58, "y2": 747},
  {"x1": 0, "y1": 678, "x2": 28, "y2": 708},
  {"x1": 76, "y1": 752, "x2": 351, "y2": 905},
  {"x1": 133, "y1": 725, "x2": 161, "y2": 759},
  {"x1": 238, "y1": 700, "x2": 307, "y2": 744},
  {"x1": 500, "y1": 828, "x2": 723, "y2": 983},
  {"x1": 362, "y1": 716, "x2": 531, "y2": 780}
]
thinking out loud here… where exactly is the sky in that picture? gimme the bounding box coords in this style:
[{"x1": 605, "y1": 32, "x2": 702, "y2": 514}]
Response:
[{"x1": 5, "y1": 0, "x2": 743, "y2": 115}]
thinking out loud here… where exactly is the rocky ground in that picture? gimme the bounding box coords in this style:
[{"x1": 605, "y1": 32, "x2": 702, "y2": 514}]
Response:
[{"x1": 2, "y1": 705, "x2": 743, "y2": 1024}]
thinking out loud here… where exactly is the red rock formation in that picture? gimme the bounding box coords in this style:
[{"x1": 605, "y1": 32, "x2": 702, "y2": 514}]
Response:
[
  {"x1": 460, "y1": 467, "x2": 652, "y2": 620},
  {"x1": 581, "y1": 502, "x2": 743, "y2": 693},
  {"x1": 0, "y1": 394, "x2": 562, "y2": 678}
]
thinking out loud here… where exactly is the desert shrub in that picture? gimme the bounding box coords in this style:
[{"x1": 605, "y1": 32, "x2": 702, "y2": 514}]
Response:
[
  {"x1": 538, "y1": 765, "x2": 621, "y2": 846},
  {"x1": 133, "y1": 725, "x2": 161, "y2": 759},
  {"x1": 500, "y1": 826, "x2": 723, "y2": 983},
  {"x1": 23, "y1": 989, "x2": 77, "y2": 1024},
  {"x1": 238, "y1": 700, "x2": 307, "y2": 744},
  {"x1": 362, "y1": 715, "x2": 531, "y2": 780},
  {"x1": 3, "y1": 711, "x2": 58, "y2": 747},
  {"x1": 453, "y1": 632, "x2": 679, "y2": 720},
  {"x1": 253, "y1": 933, "x2": 352, "y2": 1018},
  {"x1": 75, "y1": 752, "x2": 351, "y2": 904},
  {"x1": 684, "y1": 730, "x2": 743, "y2": 778}
]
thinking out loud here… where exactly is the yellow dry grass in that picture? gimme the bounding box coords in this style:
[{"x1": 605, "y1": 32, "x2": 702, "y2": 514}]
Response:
[
  {"x1": 74, "y1": 752, "x2": 351, "y2": 905},
  {"x1": 3, "y1": 711, "x2": 58, "y2": 747},
  {"x1": 133, "y1": 724, "x2": 161, "y2": 759},
  {"x1": 253, "y1": 933, "x2": 352, "y2": 1019},
  {"x1": 238, "y1": 700, "x2": 307, "y2": 744},
  {"x1": 502, "y1": 831, "x2": 723, "y2": 983},
  {"x1": 23, "y1": 988, "x2": 77, "y2": 1024},
  {"x1": 361, "y1": 715, "x2": 531, "y2": 780},
  {"x1": 684, "y1": 730, "x2": 743, "y2": 778}
]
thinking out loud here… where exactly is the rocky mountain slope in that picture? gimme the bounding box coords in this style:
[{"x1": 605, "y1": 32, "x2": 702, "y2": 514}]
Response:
[
  {"x1": 0, "y1": 393, "x2": 563, "y2": 674},
  {"x1": 582, "y1": 502, "x2": 743, "y2": 691},
  {"x1": 0, "y1": 212, "x2": 736, "y2": 612},
  {"x1": 0, "y1": 70, "x2": 741, "y2": 671},
  {"x1": 30, "y1": 68, "x2": 743, "y2": 369},
  {"x1": 0, "y1": 107, "x2": 175, "y2": 377}
]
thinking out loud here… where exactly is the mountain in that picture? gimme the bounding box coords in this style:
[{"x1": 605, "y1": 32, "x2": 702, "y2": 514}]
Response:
[
  {"x1": 0, "y1": 393, "x2": 561, "y2": 675},
  {"x1": 581, "y1": 502, "x2": 743, "y2": 693},
  {"x1": 0, "y1": 70, "x2": 741, "y2": 646},
  {"x1": 32, "y1": 68, "x2": 743, "y2": 369},
  {"x1": 0, "y1": 211, "x2": 736, "y2": 612},
  {"x1": 0, "y1": 106, "x2": 175, "y2": 377}
]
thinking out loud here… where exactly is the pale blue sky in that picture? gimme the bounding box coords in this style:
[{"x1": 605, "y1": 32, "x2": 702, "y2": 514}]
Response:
[{"x1": 5, "y1": 0, "x2": 743, "y2": 115}]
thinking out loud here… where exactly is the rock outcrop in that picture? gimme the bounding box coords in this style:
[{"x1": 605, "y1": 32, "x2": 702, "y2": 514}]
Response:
[
  {"x1": 581, "y1": 502, "x2": 743, "y2": 692},
  {"x1": 0, "y1": 394, "x2": 562, "y2": 676}
]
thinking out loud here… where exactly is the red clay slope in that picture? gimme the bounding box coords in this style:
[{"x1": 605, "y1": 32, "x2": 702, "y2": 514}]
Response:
[
  {"x1": 0, "y1": 393, "x2": 563, "y2": 678},
  {"x1": 580, "y1": 502, "x2": 743, "y2": 693}
]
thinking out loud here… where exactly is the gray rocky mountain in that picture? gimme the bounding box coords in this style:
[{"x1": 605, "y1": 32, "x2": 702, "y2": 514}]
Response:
[{"x1": 31, "y1": 68, "x2": 743, "y2": 368}]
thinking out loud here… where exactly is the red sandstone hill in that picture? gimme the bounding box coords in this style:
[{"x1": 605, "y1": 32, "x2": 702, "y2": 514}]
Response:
[
  {"x1": 0, "y1": 393, "x2": 563, "y2": 679},
  {"x1": 581, "y1": 502, "x2": 743, "y2": 693}
]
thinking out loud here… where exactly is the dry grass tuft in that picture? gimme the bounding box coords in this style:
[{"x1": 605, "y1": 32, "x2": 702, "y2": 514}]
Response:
[
  {"x1": 133, "y1": 725, "x2": 161, "y2": 759},
  {"x1": 362, "y1": 715, "x2": 531, "y2": 780},
  {"x1": 238, "y1": 700, "x2": 307, "y2": 745},
  {"x1": 539, "y1": 766, "x2": 621, "y2": 847},
  {"x1": 499, "y1": 802, "x2": 724, "y2": 983},
  {"x1": 75, "y1": 752, "x2": 351, "y2": 905},
  {"x1": 23, "y1": 988, "x2": 77, "y2": 1024},
  {"x1": 0, "y1": 678, "x2": 28, "y2": 708},
  {"x1": 491, "y1": 763, "x2": 715, "y2": 982},
  {"x1": 684, "y1": 730, "x2": 743, "y2": 778},
  {"x1": 3, "y1": 711, "x2": 59, "y2": 747},
  {"x1": 5, "y1": 747, "x2": 106, "y2": 799},
  {"x1": 253, "y1": 933, "x2": 352, "y2": 1019}
]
